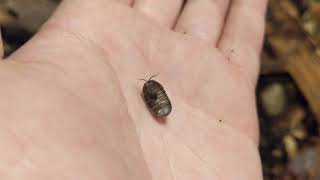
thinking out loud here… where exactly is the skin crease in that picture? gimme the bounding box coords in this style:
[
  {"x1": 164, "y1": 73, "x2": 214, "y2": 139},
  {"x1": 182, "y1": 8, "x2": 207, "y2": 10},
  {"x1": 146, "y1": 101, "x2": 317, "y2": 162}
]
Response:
[{"x1": 0, "y1": 0, "x2": 268, "y2": 179}]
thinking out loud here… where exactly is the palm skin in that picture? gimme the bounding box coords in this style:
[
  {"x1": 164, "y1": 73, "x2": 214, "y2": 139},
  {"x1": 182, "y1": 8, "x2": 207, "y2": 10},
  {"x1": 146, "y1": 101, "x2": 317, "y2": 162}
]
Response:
[{"x1": 0, "y1": 0, "x2": 267, "y2": 179}]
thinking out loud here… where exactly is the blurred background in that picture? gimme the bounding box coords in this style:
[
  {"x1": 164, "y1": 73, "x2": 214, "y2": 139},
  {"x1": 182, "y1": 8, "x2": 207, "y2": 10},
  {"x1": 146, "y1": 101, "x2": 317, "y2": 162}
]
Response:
[{"x1": 0, "y1": 0, "x2": 319, "y2": 179}]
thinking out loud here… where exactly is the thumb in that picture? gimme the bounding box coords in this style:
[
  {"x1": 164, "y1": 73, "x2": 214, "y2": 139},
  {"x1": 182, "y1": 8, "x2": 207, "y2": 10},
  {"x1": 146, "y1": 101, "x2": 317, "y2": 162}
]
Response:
[{"x1": 9, "y1": 0, "x2": 146, "y2": 61}]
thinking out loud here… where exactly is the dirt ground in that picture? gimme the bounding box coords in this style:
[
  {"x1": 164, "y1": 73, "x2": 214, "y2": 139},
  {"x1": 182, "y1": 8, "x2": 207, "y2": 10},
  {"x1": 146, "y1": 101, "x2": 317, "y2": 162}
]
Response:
[{"x1": 0, "y1": 0, "x2": 319, "y2": 179}]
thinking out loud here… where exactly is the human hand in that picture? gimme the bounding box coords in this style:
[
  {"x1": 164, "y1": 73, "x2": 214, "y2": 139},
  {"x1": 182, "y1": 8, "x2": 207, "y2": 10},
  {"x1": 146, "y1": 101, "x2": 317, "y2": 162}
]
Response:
[{"x1": 0, "y1": 0, "x2": 268, "y2": 179}]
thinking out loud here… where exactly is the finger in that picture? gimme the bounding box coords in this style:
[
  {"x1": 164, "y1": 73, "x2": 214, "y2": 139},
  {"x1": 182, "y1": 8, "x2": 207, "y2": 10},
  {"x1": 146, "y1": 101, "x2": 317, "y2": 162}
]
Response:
[
  {"x1": 175, "y1": 0, "x2": 230, "y2": 44},
  {"x1": 218, "y1": 0, "x2": 268, "y2": 79},
  {"x1": 133, "y1": 0, "x2": 184, "y2": 28},
  {"x1": 10, "y1": 0, "x2": 148, "y2": 60}
]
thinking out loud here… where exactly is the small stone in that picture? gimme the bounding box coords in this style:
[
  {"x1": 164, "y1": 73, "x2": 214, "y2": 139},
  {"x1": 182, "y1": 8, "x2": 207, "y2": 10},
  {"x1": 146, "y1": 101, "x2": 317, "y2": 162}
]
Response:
[
  {"x1": 272, "y1": 148, "x2": 283, "y2": 158},
  {"x1": 288, "y1": 148, "x2": 318, "y2": 176},
  {"x1": 287, "y1": 105, "x2": 306, "y2": 129},
  {"x1": 283, "y1": 135, "x2": 298, "y2": 160},
  {"x1": 291, "y1": 126, "x2": 307, "y2": 140},
  {"x1": 260, "y1": 82, "x2": 288, "y2": 117}
]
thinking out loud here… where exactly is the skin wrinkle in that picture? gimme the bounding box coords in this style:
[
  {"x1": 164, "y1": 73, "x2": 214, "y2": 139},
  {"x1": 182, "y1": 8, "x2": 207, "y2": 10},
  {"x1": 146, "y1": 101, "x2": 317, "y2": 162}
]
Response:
[
  {"x1": 4, "y1": 41, "x2": 147, "y2": 179},
  {"x1": 175, "y1": 0, "x2": 231, "y2": 43},
  {"x1": 227, "y1": 46, "x2": 262, "y2": 87},
  {"x1": 164, "y1": 50, "x2": 259, "y2": 144},
  {"x1": 216, "y1": 0, "x2": 232, "y2": 45},
  {"x1": 134, "y1": 0, "x2": 184, "y2": 28},
  {"x1": 167, "y1": 113, "x2": 260, "y2": 179},
  {"x1": 161, "y1": 134, "x2": 178, "y2": 180},
  {"x1": 129, "y1": 38, "x2": 153, "y2": 70},
  {"x1": 2, "y1": 130, "x2": 38, "y2": 178},
  {"x1": 11, "y1": 29, "x2": 113, "y2": 74},
  {"x1": 48, "y1": 28, "x2": 115, "y2": 67},
  {"x1": 168, "y1": 100, "x2": 259, "y2": 148},
  {"x1": 218, "y1": 0, "x2": 267, "y2": 53},
  {"x1": 166, "y1": 130, "x2": 223, "y2": 180},
  {"x1": 6, "y1": 130, "x2": 28, "y2": 154},
  {"x1": 15, "y1": 61, "x2": 113, "y2": 125},
  {"x1": 4, "y1": 130, "x2": 49, "y2": 178}
]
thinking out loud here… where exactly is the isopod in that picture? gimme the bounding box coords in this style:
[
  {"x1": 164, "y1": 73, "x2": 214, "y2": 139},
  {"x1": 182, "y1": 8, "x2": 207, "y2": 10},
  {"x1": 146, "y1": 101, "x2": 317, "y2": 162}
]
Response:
[{"x1": 140, "y1": 75, "x2": 172, "y2": 118}]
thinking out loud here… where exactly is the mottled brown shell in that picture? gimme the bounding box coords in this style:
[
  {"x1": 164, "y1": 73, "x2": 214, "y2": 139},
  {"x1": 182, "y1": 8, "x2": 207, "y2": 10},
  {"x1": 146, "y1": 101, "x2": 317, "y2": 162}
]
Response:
[{"x1": 142, "y1": 80, "x2": 172, "y2": 117}]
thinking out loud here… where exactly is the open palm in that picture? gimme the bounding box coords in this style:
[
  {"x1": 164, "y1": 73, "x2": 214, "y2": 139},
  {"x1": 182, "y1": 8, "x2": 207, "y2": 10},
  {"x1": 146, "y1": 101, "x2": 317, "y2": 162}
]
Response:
[{"x1": 1, "y1": 0, "x2": 267, "y2": 179}]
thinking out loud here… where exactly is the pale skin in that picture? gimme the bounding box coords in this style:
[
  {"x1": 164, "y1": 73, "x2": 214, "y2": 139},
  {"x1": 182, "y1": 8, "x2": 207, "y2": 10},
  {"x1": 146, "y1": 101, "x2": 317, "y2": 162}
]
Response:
[{"x1": 0, "y1": 0, "x2": 268, "y2": 179}]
